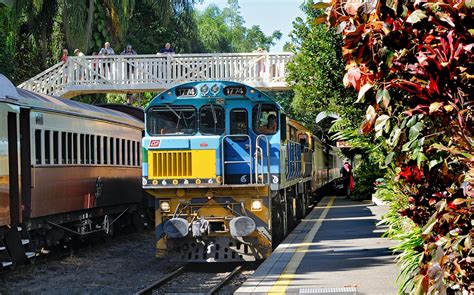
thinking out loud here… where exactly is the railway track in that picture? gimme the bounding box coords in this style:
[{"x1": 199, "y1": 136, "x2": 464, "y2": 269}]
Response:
[{"x1": 136, "y1": 263, "x2": 247, "y2": 295}]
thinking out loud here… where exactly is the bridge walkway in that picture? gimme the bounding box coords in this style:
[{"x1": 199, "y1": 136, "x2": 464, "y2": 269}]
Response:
[{"x1": 18, "y1": 52, "x2": 293, "y2": 99}]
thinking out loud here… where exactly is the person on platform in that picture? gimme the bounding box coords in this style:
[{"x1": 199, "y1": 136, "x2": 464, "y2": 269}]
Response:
[
  {"x1": 61, "y1": 48, "x2": 69, "y2": 63},
  {"x1": 73, "y1": 49, "x2": 85, "y2": 80},
  {"x1": 340, "y1": 159, "x2": 354, "y2": 198}
]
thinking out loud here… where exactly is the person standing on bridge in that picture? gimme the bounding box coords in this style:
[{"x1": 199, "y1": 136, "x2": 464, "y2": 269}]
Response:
[
  {"x1": 74, "y1": 49, "x2": 85, "y2": 80},
  {"x1": 99, "y1": 42, "x2": 115, "y2": 79},
  {"x1": 121, "y1": 44, "x2": 137, "y2": 81},
  {"x1": 159, "y1": 42, "x2": 175, "y2": 54},
  {"x1": 253, "y1": 47, "x2": 267, "y2": 80}
]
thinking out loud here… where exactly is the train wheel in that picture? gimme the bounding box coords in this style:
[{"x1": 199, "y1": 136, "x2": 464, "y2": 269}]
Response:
[{"x1": 272, "y1": 202, "x2": 286, "y2": 248}]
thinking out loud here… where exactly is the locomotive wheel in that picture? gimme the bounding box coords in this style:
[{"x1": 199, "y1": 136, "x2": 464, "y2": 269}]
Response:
[{"x1": 271, "y1": 205, "x2": 286, "y2": 249}]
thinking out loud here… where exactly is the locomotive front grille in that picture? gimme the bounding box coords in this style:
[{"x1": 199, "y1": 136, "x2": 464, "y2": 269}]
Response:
[{"x1": 149, "y1": 151, "x2": 193, "y2": 178}]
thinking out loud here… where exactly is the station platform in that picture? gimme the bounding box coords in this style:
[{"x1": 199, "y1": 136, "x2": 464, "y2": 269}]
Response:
[{"x1": 236, "y1": 196, "x2": 399, "y2": 295}]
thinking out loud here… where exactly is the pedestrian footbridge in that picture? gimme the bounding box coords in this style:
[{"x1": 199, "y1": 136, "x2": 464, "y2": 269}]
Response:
[{"x1": 18, "y1": 53, "x2": 293, "y2": 98}]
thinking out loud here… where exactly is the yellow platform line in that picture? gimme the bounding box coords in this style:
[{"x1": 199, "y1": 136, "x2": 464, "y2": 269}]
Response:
[{"x1": 268, "y1": 196, "x2": 336, "y2": 294}]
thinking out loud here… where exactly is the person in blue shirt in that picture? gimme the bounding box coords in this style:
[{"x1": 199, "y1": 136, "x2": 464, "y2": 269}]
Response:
[{"x1": 159, "y1": 43, "x2": 175, "y2": 54}]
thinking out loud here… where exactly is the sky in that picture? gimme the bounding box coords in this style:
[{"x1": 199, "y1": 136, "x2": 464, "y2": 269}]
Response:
[{"x1": 194, "y1": 0, "x2": 306, "y2": 52}]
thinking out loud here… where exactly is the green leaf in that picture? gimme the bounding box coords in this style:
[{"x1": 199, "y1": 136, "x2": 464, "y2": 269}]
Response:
[
  {"x1": 382, "y1": 89, "x2": 391, "y2": 109},
  {"x1": 406, "y1": 115, "x2": 418, "y2": 128},
  {"x1": 387, "y1": 127, "x2": 401, "y2": 147},
  {"x1": 429, "y1": 158, "x2": 442, "y2": 170},
  {"x1": 407, "y1": 10, "x2": 427, "y2": 24},
  {"x1": 356, "y1": 84, "x2": 373, "y2": 103},
  {"x1": 313, "y1": 2, "x2": 331, "y2": 9},
  {"x1": 409, "y1": 122, "x2": 423, "y2": 141},
  {"x1": 374, "y1": 115, "x2": 390, "y2": 138},
  {"x1": 385, "y1": 152, "x2": 395, "y2": 166}
]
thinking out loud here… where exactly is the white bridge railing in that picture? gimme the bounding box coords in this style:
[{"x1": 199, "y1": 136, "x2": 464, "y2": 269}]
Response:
[{"x1": 18, "y1": 52, "x2": 293, "y2": 98}]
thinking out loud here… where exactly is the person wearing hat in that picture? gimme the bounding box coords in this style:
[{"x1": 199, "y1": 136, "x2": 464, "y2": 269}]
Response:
[{"x1": 340, "y1": 158, "x2": 354, "y2": 198}]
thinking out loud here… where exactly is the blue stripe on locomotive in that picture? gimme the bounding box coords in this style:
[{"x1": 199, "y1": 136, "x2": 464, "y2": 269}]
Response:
[{"x1": 143, "y1": 81, "x2": 282, "y2": 181}]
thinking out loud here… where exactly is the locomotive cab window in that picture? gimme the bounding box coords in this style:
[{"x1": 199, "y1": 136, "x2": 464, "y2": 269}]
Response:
[
  {"x1": 200, "y1": 104, "x2": 225, "y2": 135},
  {"x1": 147, "y1": 106, "x2": 196, "y2": 136},
  {"x1": 230, "y1": 109, "x2": 248, "y2": 141},
  {"x1": 253, "y1": 104, "x2": 278, "y2": 135}
]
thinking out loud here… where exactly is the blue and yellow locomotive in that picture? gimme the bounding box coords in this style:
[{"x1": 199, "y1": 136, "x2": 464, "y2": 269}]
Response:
[{"x1": 142, "y1": 81, "x2": 342, "y2": 262}]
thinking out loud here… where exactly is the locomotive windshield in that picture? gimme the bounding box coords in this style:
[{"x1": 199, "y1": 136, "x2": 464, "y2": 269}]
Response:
[
  {"x1": 147, "y1": 106, "x2": 196, "y2": 136},
  {"x1": 200, "y1": 104, "x2": 225, "y2": 135}
]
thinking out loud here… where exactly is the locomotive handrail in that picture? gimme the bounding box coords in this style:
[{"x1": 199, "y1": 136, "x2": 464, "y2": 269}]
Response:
[
  {"x1": 255, "y1": 134, "x2": 271, "y2": 184},
  {"x1": 221, "y1": 134, "x2": 253, "y2": 185}
]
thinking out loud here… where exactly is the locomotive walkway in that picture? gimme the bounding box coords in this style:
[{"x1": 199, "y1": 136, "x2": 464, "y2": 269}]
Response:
[
  {"x1": 236, "y1": 196, "x2": 399, "y2": 295},
  {"x1": 18, "y1": 52, "x2": 293, "y2": 98}
]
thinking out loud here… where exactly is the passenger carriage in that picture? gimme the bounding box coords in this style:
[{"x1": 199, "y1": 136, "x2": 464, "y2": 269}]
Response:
[
  {"x1": 0, "y1": 75, "x2": 144, "y2": 269},
  {"x1": 142, "y1": 81, "x2": 341, "y2": 262}
]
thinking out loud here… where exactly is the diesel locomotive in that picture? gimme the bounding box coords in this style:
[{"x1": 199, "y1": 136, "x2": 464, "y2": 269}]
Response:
[
  {"x1": 142, "y1": 81, "x2": 342, "y2": 262},
  {"x1": 0, "y1": 75, "x2": 144, "y2": 269}
]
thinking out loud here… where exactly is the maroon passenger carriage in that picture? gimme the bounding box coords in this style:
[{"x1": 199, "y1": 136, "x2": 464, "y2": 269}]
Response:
[{"x1": 0, "y1": 74, "x2": 144, "y2": 269}]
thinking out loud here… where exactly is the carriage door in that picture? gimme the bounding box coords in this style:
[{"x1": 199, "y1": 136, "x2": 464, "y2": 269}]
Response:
[
  {"x1": 222, "y1": 109, "x2": 252, "y2": 184},
  {"x1": 19, "y1": 109, "x2": 31, "y2": 220},
  {"x1": 7, "y1": 112, "x2": 20, "y2": 225}
]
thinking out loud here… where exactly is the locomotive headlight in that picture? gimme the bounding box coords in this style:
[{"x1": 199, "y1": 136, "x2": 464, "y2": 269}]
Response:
[
  {"x1": 251, "y1": 199, "x2": 263, "y2": 211},
  {"x1": 160, "y1": 200, "x2": 171, "y2": 212},
  {"x1": 211, "y1": 84, "x2": 220, "y2": 95},
  {"x1": 200, "y1": 84, "x2": 209, "y2": 95}
]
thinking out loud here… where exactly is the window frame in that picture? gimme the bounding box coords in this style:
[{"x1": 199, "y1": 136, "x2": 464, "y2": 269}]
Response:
[
  {"x1": 199, "y1": 104, "x2": 225, "y2": 135},
  {"x1": 229, "y1": 108, "x2": 249, "y2": 141},
  {"x1": 252, "y1": 103, "x2": 279, "y2": 135},
  {"x1": 146, "y1": 105, "x2": 197, "y2": 136}
]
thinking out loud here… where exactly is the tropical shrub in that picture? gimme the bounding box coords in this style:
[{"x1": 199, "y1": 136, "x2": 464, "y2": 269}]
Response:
[{"x1": 320, "y1": 0, "x2": 473, "y2": 293}]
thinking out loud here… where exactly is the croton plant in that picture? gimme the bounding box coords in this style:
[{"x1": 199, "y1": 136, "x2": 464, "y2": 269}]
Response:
[{"x1": 318, "y1": 0, "x2": 473, "y2": 293}]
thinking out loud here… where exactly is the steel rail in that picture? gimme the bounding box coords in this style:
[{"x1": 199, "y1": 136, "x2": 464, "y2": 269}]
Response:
[
  {"x1": 135, "y1": 265, "x2": 186, "y2": 295},
  {"x1": 207, "y1": 265, "x2": 243, "y2": 295}
]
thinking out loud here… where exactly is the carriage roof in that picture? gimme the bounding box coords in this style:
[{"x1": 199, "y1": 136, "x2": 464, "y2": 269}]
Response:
[{"x1": 0, "y1": 75, "x2": 143, "y2": 129}]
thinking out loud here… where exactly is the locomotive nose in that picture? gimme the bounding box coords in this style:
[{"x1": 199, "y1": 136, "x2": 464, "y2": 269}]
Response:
[{"x1": 229, "y1": 216, "x2": 256, "y2": 238}]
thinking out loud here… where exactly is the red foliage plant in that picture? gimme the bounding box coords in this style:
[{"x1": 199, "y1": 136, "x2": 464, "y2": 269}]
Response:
[{"x1": 319, "y1": 0, "x2": 473, "y2": 293}]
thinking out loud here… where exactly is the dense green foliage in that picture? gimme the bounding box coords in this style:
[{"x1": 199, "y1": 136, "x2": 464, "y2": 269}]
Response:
[
  {"x1": 323, "y1": 0, "x2": 473, "y2": 293},
  {"x1": 194, "y1": 0, "x2": 281, "y2": 52},
  {"x1": 285, "y1": 1, "x2": 361, "y2": 130}
]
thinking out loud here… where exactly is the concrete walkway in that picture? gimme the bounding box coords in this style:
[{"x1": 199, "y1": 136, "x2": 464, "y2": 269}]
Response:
[{"x1": 236, "y1": 196, "x2": 399, "y2": 294}]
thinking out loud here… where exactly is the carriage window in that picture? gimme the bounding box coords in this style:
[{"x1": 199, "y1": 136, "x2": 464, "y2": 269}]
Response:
[
  {"x1": 127, "y1": 140, "x2": 131, "y2": 166},
  {"x1": 73, "y1": 133, "x2": 78, "y2": 164},
  {"x1": 103, "y1": 137, "x2": 108, "y2": 164},
  {"x1": 115, "y1": 138, "x2": 120, "y2": 165},
  {"x1": 91, "y1": 135, "x2": 95, "y2": 164},
  {"x1": 230, "y1": 109, "x2": 248, "y2": 136},
  {"x1": 61, "y1": 132, "x2": 67, "y2": 164},
  {"x1": 85, "y1": 135, "x2": 90, "y2": 164},
  {"x1": 35, "y1": 130, "x2": 42, "y2": 165},
  {"x1": 80, "y1": 134, "x2": 85, "y2": 164},
  {"x1": 53, "y1": 131, "x2": 59, "y2": 164},
  {"x1": 97, "y1": 136, "x2": 102, "y2": 164},
  {"x1": 136, "y1": 141, "x2": 141, "y2": 166},
  {"x1": 200, "y1": 105, "x2": 225, "y2": 135},
  {"x1": 147, "y1": 106, "x2": 196, "y2": 136},
  {"x1": 253, "y1": 104, "x2": 278, "y2": 135},
  {"x1": 121, "y1": 139, "x2": 126, "y2": 165},
  {"x1": 110, "y1": 138, "x2": 115, "y2": 165},
  {"x1": 44, "y1": 130, "x2": 51, "y2": 164},
  {"x1": 67, "y1": 132, "x2": 73, "y2": 164},
  {"x1": 132, "y1": 141, "x2": 136, "y2": 166}
]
